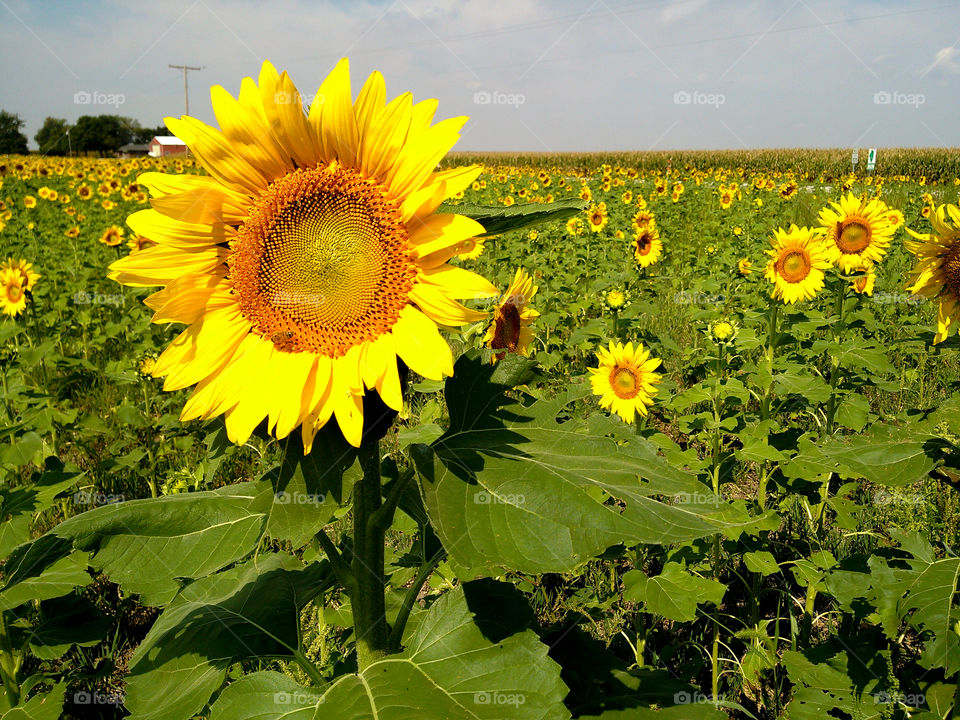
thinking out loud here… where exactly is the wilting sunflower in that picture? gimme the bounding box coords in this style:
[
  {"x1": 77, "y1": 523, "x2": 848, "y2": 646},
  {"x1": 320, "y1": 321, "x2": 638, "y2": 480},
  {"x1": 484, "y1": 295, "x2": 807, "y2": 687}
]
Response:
[
  {"x1": 99, "y1": 225, "x2": 125, "y2": 247},
  {"x1": 0, "y1": 269, "x2": 26, "y2": 317},
  {"x1": 633, "y1": 226, "x2": 663, "y2": 268},
  {"x1": 0, "y1": 258, "x2": 40, "y2": 290},
  {"x1": 587, "y1": 203, "x2": 608, "y2": 233},
  {"x1": 483, "y1": 268, "x2": 538, "y2": 360},
  {"x1": 764, "y1": 225, "x2": 832, "y2": 304},
  {"x1": 108, "y1": 59, "x2": 497, "y2": 449},
  {"x1": 818, "y1": 193, "x2": 896, "y2": 272},
  {"x1": 589, "y1": 341, "x2": 661, "y2": 423},
  {"x1": 904, "y1": 203, "x2": 960, "y2": 343}
]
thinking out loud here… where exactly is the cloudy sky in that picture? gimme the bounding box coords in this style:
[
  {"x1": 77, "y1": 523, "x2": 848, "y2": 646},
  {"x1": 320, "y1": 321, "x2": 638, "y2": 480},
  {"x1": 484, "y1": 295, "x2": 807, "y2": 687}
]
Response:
[{"x1": 1, "y1": 0, "x2": 958, "y2": 151}]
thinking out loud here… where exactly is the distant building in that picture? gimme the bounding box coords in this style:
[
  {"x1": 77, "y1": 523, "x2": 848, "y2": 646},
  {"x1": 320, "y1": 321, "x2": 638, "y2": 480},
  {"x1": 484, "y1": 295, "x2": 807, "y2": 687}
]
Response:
[
  {"x1": 118, "y1": 143, "x2": 150, "y2": 158},
  {"x1": 149, "y1": 136, "x2": 187, "y2": 157}
]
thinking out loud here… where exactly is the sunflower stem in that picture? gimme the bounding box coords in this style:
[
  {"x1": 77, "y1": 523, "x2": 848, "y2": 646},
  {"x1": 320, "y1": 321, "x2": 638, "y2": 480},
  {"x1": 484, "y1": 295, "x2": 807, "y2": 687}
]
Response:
[
  {"x1": 351, "y1": 435, "x2": 389, "y2": 671},
  {"x1": 388, "y1": 547, "x2": 445, "y2": 653}
]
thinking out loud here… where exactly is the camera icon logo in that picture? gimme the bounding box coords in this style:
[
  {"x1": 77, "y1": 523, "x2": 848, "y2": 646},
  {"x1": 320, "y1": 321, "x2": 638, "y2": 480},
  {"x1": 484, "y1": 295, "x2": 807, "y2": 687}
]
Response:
[
  {"x1": 473, "y1": 91, "x2": 492, "y2": 105},
  {"x1": 673, "y1": 90, "x2": 691, "y2": 105},
  {"x1": 73, "y1": 691, "x2": 92, "y2": 704},
  {"x1": 873, "y1": 90, "x2": 891, "y2": 104},
  {"x1": 74, "y1": 91, "x2": 92, "y2": 105}
]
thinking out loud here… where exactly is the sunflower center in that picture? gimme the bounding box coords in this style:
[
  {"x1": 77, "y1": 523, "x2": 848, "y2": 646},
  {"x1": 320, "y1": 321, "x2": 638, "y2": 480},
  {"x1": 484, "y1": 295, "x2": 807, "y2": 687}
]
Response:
[
  {"x1": 230, "y1": 163, "x2": 416, "y2": 357},
  {"x1": 7, "y1": 284, "x2": 22, "y2": 301},
  {"x1": 837, "y1": 220, "x2": 871, "y2": 253},
  {"x1": 636, "y1": 234, "x2": 653, "y2": 255},
  {"x1": 610, "y1": 366, "x2": 640, "y2": 399},
  {"x1": 491, "y1": 301, "x2": 521, "y2": 352},
  {"x1": 943, "y1": 242, "x2": 960, "y2": 296},
  {"x1": 778, "y1": 251, "x2": 811, "y2": 283}
]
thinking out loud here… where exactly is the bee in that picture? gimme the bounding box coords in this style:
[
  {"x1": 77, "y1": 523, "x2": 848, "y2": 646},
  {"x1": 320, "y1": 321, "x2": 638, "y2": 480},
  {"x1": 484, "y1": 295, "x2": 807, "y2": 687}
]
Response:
[{"x1": 270, "y1": 330, "x2": 296, "y2": 345}]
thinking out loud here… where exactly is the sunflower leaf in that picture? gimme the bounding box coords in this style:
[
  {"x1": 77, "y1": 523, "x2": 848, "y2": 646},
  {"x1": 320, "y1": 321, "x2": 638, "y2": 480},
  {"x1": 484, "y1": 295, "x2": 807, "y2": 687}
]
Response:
[
  {"x1": 413, "y1": 352, "x2": 748, "y2": 577},
  {"x1": 441, "y1": 199, "x2": 587, "y2": 237}
]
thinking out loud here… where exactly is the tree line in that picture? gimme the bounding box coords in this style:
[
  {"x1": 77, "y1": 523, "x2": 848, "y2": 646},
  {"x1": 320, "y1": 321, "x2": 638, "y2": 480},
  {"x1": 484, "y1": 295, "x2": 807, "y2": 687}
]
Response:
[{"x1": 0, "y1": 110, "x2": 167, "y2": 155}]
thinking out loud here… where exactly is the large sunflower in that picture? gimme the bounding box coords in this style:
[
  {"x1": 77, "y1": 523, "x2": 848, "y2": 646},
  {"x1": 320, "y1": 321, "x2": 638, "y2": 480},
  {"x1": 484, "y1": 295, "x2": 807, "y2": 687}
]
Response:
[
  {"x1": 905, "y1": 203, "x2": 960, "y2": 343},
  {"x1": 764, "y1": 225, "x2": 832, "y2": 304},
  {"x1": 0, "y1": 269, "x2": 26, "y2": 317},
  {"x1": 589, "y1": 341, "x2": 661, "y2": 422},
  {"x1": 0, "y1": 258, "x2": 40, "y2": 290},
  {"x1": 818, "y1": 193, "x2": 896, "y2": 272},
  {"x1": 483, "y1": 268, "x2": 539, "y2": 360},
  {"x1": 108, "y1": 60, "x2": 497, "y2": 449}
]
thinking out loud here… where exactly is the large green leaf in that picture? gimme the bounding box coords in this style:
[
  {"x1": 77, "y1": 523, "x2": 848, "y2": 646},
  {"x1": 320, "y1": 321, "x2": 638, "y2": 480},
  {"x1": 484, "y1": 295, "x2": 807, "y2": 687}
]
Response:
[
  {"x1": 0, "y1": 461, "x2": 81, "y2": 559},
  {"x1": 125, "y1": 553, "x2": 333, "y2": 720},
  {"x1": 441, "y1": 199, "x2": 586, "y2": 237},
  {"x1": 782, "y1": 644, "x2": 889, "y2": 720},
  {"x1": 0, "y1": 683, "x2": 66, "y2": 720},
  {"x1": 0, "y1": 549, "x2": 91, "y2": 611},
  {"x1": 209, "y1": 585, "x2": 569, "y2": 719},
  {"x1": 1, "y1": 482, "x2": 273, "y2": 607},
  {"x1": 414, "y1": 352, "x2": 744, "y2": 576}
]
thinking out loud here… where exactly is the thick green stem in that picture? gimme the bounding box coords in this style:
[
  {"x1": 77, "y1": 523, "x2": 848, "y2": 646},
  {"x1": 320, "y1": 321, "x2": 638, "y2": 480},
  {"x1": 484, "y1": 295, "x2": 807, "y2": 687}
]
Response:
[
  {"x1": 0, "y1": 613, "x2": 20, "y2": 707},
  {"x1": 389, "y1": 547, "x2": 445, "y2": 653},
  {"x1": 351, "y1": 437, "x2": 388, "y2": 671},
  {"x1": 823, "y1": 280, "x2": 847, "y2": 436},
  {"x1": 293, "y1": 648, "x2": 326, "y2": 688}
]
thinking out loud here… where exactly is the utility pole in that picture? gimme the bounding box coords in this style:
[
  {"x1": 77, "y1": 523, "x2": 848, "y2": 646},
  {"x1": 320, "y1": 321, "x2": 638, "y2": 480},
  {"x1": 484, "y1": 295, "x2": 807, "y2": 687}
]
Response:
[{"x1": 169, "y1": 64, "x2": 202, "y2": 116}]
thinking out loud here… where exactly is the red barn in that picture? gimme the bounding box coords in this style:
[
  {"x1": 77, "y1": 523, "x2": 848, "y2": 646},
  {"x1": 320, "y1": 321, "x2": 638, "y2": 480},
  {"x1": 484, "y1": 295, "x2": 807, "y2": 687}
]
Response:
[{"x1": 149, "y1": 136, "x2": 187, "y2": 157}]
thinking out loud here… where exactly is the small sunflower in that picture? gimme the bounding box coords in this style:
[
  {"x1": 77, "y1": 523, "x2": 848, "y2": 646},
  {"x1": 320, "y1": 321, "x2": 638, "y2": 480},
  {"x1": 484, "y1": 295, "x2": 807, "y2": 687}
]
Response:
[
  {"x1": 631, "y1": 210, "x2": 655, "y2": 234},
  {"x1": 0, "y1": 269, "x2": 26, "y2": 317},
  {"x1": 483, "y1": 268, "x2": 538, "y2": 360},
  {"x1": 764, "y1": 225, "x2": 832, "y2": 304},
  {"x1": 707, "y1": 319, "x2": 739, "y2": 344},
  {"x1": 456, "y1": 236, "x2": 486, "y2": 260},
  {"x1": 99, "y1": 225, "x2": 125, "y2": 247},
  {"x1": 589, "y1": 341, "x2": 661, "y2": 423},
  {"x1": 127, "y1": 235, "x2": 157, "y2": 252},
  {"x1": 23, "y1": 196, "x2": 36, "y2": 209},
  {"x1": 587, "y1": 202, "x2": 609, "y2": 233},
  {"x1": 738, "y1": 258, "x2": 752, "y2": 276},
  {"x1": 65, "y1": 226, "x2": 79, "y2": 239},
  {"x1": 719, "y1": 191, "x2": 733, "y2": 209},
  {"x1": 818, "y1": 193, "x2": 896, "y2": 272},
  {"x1": 847, "y1": 263, "x2": 876, "y2": 296},
  {"x1": 605, "y1": 289, "x2": 628, "y2": 310},
  {"x1": 566, "y1": 217, "x2": 584, "y2": 236},
  {"x1": 779, "y1": 181, "x2": 798, "y2": 200},
  {"x1": 904, "y1": 203, "x2": 960, "y2": 343},
  {"x1": 633, "y1": 226, "x2": 663, "y2": 268},
  {"x1": 138, "y1": 356, "x2": 157, "y2": 377}
]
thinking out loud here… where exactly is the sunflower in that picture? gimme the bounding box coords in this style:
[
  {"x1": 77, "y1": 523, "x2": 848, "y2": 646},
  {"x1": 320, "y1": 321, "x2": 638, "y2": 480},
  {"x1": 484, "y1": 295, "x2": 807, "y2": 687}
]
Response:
[
  {"x1": 99, "y1": 225, "x2": 125, "y2": 247},
  {"x1": 566, "y1": 217, "x2": 584, "y2": 236},
  {"x1": 633, "y1": 226, "x2": 663, "y2": 268},
  {"x1": 719, "y1": 191, "x2": 733, "y2": 209},
  {"x1": 108, "y1": 59, "x2": 497, "y2": 449},
  {"x1": 605, "y1": 289, "x2": 628, "y2": 309},
  {"x1": 579, "y1": 186, "x2": 592, "y2": 202},
  {"x1": 456, "y1": 236, "x2": 486, "y2": 260},
  {"x1": 587, "y1": 202, "x2": 608, "y2": 233},
  {"x1": 847, "y1": 263, "x2": 876, "y2": 296},
  {"x1": 483, "y1": 268, "x2": 538, "y2": 360},
  {"x1": 127, "y1": 235, "x2": 157, "y2": 252},
  {"x1": 138, "y1": 356, "x2": 157, "y2": 377},
  {"x1": 764, "y1": 225, "x2": 832, "y2": 304},
  {"x1": 707, "y1": 319, "x2": 739, "y2": 344},
  {"x1": 904, "y1": 203, "x2": 960, "y2": 343},
  {"x1": 885, "y1": 208, "x2": 905, "y2": 229},
  {"x1": 23, "y1": 196, "x2": 36, "y2": 209},
  {"x1": 818, "y1": 193, "x2": 896, "y2": 272},
  {"x1": 0, "y1": 269, "x2": 26, "y2": 317},
  {"x1": 779, "y1": 181, "x2": 798, "y2": 200},
  {"x1": 1, "y1": 258, "x2": 40, "y2": 290},
  {"x1": 631, "y1": 210, "x2": 655, "y2": 234},
  {"x1": 738, "y1": 258, "x2": 752, "y2": 276},
  {"x1": 65, "y1": 226, "x2": 79, "y2": 239},
  {"x1": 589, "y1": 341, "x2": 661, "y2": 423}
]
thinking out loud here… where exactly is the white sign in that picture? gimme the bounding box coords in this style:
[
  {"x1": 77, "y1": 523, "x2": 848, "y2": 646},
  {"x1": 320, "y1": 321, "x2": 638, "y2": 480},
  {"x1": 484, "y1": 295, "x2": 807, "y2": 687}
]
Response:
[{"x1": 851, "y1": 149, "x2": 859, "y2": 165}]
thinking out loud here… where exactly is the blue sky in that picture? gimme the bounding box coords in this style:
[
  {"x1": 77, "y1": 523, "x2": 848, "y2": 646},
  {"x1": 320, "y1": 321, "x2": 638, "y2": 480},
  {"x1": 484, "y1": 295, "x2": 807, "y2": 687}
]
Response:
[{"x1": 2, "y1": 0, "x2": 959, "y2": 151}]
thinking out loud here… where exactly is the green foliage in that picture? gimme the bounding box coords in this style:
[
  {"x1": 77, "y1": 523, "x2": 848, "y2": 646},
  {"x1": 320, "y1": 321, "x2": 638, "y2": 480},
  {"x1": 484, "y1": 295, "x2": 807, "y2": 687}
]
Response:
[{"x1": 0, "y1": 112, "x2": 28, "y2": 155}]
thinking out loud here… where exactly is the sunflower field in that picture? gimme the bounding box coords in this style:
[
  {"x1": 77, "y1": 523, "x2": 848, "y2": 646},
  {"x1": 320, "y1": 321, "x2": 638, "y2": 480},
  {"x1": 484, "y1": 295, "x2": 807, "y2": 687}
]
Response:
[{"x1": 3, "y1": 61, "x2": 960, "y2": 720}]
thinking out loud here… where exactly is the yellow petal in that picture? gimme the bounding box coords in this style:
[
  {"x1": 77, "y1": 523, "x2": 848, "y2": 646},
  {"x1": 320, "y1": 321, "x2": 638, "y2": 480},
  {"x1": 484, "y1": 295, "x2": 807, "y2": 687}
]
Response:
[{"x1": 392, "y1": 306, "x2": 452, "y2": 379}]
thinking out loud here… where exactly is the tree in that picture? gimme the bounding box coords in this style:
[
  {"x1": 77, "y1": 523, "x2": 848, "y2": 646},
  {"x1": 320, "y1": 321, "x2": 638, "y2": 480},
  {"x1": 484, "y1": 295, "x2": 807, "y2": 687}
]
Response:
[
  {"x1": 70, "y1": 115, "x2": 135, "y2": 155},
  {"x1": 133, "y1": 124, "x2": 168, "y2": 144},
  {"x1": 34, "y1": 117, "x2": 72, "y2": 156},
  {"x1": 0, "y1": 111, "x2": 29, "y2": 154}
]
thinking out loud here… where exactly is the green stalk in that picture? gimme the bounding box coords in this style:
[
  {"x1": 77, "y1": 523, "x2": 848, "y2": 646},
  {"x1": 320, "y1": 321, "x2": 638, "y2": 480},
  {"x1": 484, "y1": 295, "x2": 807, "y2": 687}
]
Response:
[
  {"x1": 758, "y1": 301, "x2": 780, "y2": 508},
  {"x1": 709, "y1": 343, "x2": 725, "y2": 704},
  {"x1": 388, "y1": 547, "x2": 445, "y2": 653},
  {"x1": 823, "y1": 279, "x2": 848, "y2": 436},
  {"x1": 351, "y1": 436, "x2": 388, "y2": 671},
  {"x1": 0, "y1": 613, "x2": 20, "y2": 707}
]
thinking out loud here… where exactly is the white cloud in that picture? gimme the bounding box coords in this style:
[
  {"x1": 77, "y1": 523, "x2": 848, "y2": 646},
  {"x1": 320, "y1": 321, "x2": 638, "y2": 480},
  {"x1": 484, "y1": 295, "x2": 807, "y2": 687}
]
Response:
[
  {"x1": 659, "y1": 0, "x2": 708, "y2": 25},
  {"x1": 921, "y1": 46, "x2": 960, "y2": 76}
]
